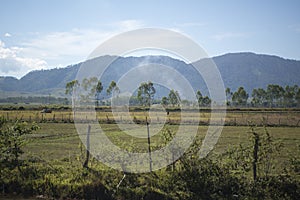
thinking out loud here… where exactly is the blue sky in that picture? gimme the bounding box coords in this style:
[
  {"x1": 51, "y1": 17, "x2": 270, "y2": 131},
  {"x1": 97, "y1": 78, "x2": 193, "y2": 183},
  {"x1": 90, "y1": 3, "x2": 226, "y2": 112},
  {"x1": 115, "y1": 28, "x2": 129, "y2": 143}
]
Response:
[{"x1": 0, "y1": 0, "x2": 300, "y2": 78}]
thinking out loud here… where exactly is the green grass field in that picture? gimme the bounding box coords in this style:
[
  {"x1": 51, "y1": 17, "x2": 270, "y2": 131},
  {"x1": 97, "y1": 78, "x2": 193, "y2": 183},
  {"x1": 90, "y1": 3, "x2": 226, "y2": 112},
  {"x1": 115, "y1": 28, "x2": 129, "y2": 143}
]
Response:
[
  {"x1": 1, "y1": 108, "x2": 300, "y2": 199},
  {"x1": 0, "y1": 108, "x2": 297, "y2": 163},
  {"x1": 22, "y1": 122, "x2": 300, "y2": 174},
  {"x1": 0, "y1": 108, "x2": 298, "y2": 173}
]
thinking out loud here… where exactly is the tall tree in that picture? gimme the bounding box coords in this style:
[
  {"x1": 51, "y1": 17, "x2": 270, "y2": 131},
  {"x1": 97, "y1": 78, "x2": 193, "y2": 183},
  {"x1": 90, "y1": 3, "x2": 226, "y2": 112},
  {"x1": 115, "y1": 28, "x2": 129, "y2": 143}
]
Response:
[
  {"x1": 65, "y1": 80, "x2": 80, "y2": 96},
  {"x1": 161, "y1": 96, "x2": 168, "y2": 106},
  {"x1": 95, "y1": 80, "x2": 103, "y2": 106},
  {"x1": 196, "y1": 90, "x2": 211, "y2": 107},
  {"x1": 225, "y1": 88, "x2": 233, "y2": 106},
  {"x1": 106, "y1": 80, "x2": 120, "y2": 96},
  {"x1": 296, "y1": 88, "x2": 300, "y2": 107},
  {"x1": 81, "y1": 77, "x2": 103, "y2": 105},
  {"x1": 232, "y1": 87, "x2": 249, "y2": 106},
  {"x1": 266, "y1": 84, "x2": 284, "y2": 107},
  {"x1": 196, "y1": 90, "x2": 203, "y2": 106},
  {"x1": 65, "y1": 80, "x2": 80, "y2": 116},
  {"x1": 168, "y1": 90, "x2": 181, "y2": 106},
  {"x1": 283, "y1": 85, "x2": 298, "y2": 107},
  {"x1": 251, "y1": 88, "x2": 267, "y2": 107},
  {"x1": 137, "y1": 81, "x2": 156, "y2": 107},
  {"x1": 201, "y1": 96, "x2": 211, "y2": 107}
]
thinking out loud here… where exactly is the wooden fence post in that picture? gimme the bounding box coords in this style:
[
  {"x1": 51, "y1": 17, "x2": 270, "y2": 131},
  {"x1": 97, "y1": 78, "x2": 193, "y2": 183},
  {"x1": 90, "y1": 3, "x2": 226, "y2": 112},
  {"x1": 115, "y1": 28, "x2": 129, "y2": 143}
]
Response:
[
  {"x1": 146, "y1": 117, "x2": 152, "y2": 172},
  {"x1": 83, "y1": 124, "x2": 91, "y2": 168},
  {"x1": 252, "y1": 132, "x2": 259, "y2": 181}
]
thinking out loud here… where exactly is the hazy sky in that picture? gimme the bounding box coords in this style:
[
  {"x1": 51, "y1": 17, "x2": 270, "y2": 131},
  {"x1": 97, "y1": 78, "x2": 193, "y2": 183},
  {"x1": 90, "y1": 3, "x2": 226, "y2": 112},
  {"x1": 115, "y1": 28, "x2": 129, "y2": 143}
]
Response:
[{"x1": 0, "y1": 0, "x2": 300, "y2": 78}]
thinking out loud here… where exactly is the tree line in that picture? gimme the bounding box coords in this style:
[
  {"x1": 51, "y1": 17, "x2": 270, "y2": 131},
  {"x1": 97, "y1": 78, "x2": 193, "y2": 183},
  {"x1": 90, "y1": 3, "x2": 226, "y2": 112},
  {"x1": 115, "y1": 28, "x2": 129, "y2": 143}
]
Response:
[
  {"x1": 226, "y1": 84, "x2": 300, "y2": 107},
  {"x1": 0, "y1": 96, "x2": 69, "y2": 105},
  {"x1": 66, "y1": 78, "x2": 300, "y2": 108}
]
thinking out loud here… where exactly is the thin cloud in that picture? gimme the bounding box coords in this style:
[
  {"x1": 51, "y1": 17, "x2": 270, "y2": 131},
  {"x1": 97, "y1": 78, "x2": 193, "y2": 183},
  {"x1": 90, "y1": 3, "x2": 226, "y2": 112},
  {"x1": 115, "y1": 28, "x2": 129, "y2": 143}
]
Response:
[
  {"x1": 0, "y1": 20, "x2": 145, "y2": 78},
  {"x1": 115, "y1": 19, "x2": 144, "y2": 31},
  {"x1": 4, "y1": 33, "x2": 11, "y2": 37},
  {"x1": 21, "y1": 29, "x2": 111, "y2": 60},
  {"x1": 21, "y1": 19, "x2": 145, "y2": 62},
  {"x1": 175, "y1": 22, "x2": 206, "y2": 28},
  {"x1": 211, "y1": 32, "x2": 250, "y2": 41},
  {"x1": 0, "y1": 40, "x2": 47, "y2": 78}
]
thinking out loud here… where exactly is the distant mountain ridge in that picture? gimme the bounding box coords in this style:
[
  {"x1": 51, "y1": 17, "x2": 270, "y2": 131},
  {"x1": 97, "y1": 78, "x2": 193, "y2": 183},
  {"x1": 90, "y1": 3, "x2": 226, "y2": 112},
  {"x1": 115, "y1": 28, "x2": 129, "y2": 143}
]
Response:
[
  {"x1": 0, "y1": 52, "x2": 300, "y2": 98},
  {"x1": 211, "y1": 52, "x2": 300, "y2": 92},
  {"x1": 0, "y1": 64, "x2": 81, "y2": 97}
]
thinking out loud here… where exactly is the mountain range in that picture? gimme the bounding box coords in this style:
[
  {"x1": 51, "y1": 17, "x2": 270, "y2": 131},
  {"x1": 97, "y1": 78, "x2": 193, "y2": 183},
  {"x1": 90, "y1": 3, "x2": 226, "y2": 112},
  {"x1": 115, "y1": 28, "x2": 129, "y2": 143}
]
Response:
[{"x1": 0, "y1": 52, "x2": 300, "y2": 98}]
